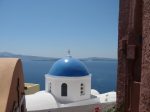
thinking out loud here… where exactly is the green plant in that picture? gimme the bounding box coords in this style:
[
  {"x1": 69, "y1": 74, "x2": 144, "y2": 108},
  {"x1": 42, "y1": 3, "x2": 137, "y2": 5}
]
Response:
[{"x1": 104, "y1": 106, "x2": 116, "y2": 112}]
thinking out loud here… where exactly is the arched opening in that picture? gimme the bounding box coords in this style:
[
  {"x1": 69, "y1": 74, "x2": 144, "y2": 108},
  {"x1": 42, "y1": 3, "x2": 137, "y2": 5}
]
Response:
[{"x1": 61, "y1": 83, "x2": 67, "y2": 96}]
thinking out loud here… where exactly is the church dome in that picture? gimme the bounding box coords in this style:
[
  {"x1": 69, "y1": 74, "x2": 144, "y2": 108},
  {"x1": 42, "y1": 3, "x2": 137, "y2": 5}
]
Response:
[{"x1": 49, "y1": 56, "x2": 89, "y2": 77}]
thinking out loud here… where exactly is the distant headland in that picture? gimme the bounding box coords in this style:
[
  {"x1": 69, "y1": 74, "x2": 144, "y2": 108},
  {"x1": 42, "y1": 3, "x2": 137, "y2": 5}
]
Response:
[{"x1": 0, "y1": 52, "x2": 117, "y2": 61}]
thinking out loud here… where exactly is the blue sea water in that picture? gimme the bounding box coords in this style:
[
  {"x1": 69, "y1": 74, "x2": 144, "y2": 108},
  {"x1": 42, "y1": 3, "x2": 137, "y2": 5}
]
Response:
[{"x1": 22, "y1": 60, "x2": 117, "y2": 93}]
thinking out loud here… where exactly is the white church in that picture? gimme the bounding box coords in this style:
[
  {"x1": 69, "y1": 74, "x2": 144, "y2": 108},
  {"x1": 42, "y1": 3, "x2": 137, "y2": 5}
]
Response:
[{"x1": 25, "y1": 52, "x2": 116, "y2": 112}]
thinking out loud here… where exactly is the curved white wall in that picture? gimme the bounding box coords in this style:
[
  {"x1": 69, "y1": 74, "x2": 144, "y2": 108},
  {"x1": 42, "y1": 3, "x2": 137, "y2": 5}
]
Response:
[{"x1": 45, "y1": 74, "x2": 91, "y2": 103}]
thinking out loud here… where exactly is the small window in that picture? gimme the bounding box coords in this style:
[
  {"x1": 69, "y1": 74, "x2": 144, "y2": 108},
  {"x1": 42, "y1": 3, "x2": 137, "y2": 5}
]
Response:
[
  {"x1": 80, "y1": 83, "x2": 85, "y2": 95},
  {"x1": 49, "y1": 82, "x2": 51, "y2": 93}
]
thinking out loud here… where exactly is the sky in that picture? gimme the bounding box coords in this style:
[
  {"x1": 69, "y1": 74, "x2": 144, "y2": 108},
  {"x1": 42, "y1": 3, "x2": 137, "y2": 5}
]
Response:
[{"x1": 0, "y1": 0, "x2": 119, "y2": 58}]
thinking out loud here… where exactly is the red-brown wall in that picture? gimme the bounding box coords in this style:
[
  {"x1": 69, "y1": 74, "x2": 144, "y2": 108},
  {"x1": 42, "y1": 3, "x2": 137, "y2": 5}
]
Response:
[{"x1": 117, "y1": 0, "x2": 150, "y2": 112}]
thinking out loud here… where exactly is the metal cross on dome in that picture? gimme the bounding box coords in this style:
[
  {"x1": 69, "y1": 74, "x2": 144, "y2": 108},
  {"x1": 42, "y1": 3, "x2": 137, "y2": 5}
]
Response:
[{"x1": 67, "y1": 49, "x2": 71, "y2": 57}]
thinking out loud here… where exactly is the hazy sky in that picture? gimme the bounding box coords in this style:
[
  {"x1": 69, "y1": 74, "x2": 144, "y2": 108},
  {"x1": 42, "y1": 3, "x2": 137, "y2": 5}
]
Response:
[{"x1": 0, "y1": 0, "x2": 119, "y2": 58}]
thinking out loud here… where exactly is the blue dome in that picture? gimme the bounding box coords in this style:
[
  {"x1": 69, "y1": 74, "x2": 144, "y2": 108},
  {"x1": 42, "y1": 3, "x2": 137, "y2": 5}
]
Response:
[{"x1": 49, "y1": 57, "x2": 89, "y2": 77}]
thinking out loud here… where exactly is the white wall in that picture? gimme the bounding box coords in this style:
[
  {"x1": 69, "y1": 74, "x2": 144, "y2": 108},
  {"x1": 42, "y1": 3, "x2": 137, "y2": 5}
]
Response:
[
  {"x1": 45, "y1": 75, "x2": 91, "y2": 103},
  {"x1": 27, "y1": 103, "x2": 102, "y2": 112}
]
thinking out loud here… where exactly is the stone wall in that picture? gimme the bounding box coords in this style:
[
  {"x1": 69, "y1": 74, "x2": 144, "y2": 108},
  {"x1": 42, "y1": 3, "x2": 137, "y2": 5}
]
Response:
[
  {"x1": 139, "y1": 0, "x2": 150, "y2": 112},
  {"x1": 117, "y1": 0, "x2": 150, "y2": 112}
]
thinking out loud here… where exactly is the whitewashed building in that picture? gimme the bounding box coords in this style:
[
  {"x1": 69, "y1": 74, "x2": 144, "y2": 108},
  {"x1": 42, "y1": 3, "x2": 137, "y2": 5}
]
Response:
[{"x1": 25, "y1": 53, "x2": 116, "y2": 112}]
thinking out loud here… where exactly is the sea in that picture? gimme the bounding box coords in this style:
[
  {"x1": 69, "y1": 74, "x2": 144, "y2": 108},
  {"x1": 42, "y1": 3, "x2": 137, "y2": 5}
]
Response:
[{"x1": 22, "y1": 60, "x2": 117, "y2": 93}]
